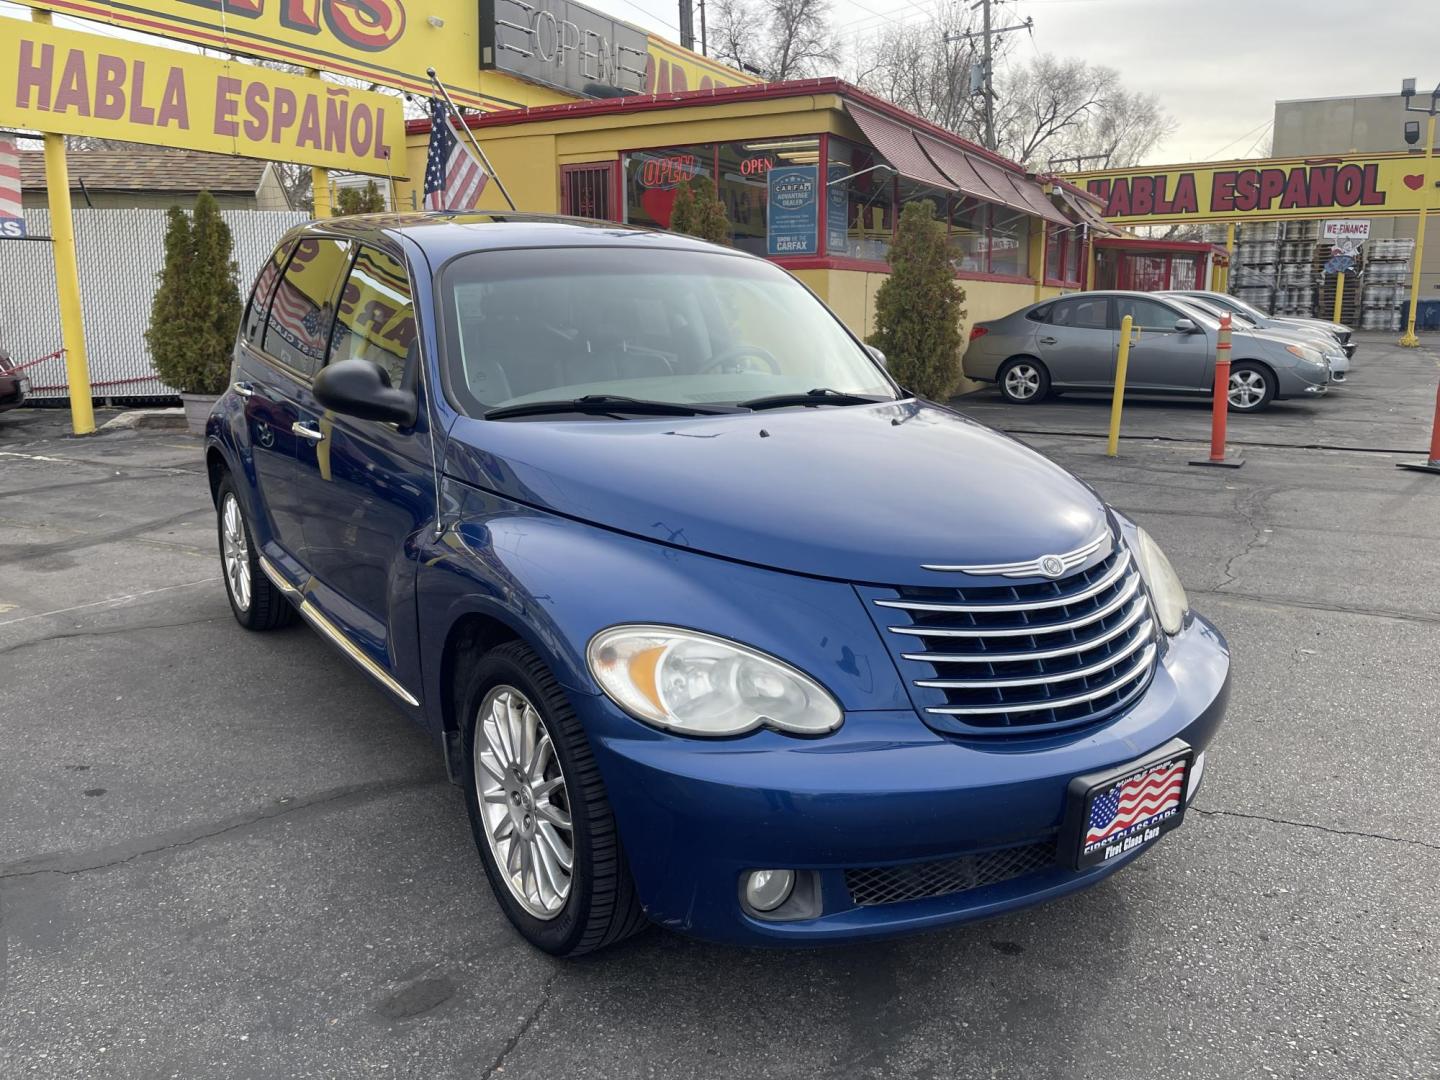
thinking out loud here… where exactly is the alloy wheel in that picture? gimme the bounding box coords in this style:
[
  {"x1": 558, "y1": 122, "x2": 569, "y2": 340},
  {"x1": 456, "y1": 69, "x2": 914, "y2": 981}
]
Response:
[
  {"x1": 1004, "y1": 363, "x2": 1041, "y2": 400},
  {"x1": 221, "y1": 493, "x2": 251, "y2": 611},
  {"x1": 1227, "y1": 369, "x2": 1267, "y2": 409},
  {"x1": 474, "y1": 686, "x2": 575, "y2": 920}
]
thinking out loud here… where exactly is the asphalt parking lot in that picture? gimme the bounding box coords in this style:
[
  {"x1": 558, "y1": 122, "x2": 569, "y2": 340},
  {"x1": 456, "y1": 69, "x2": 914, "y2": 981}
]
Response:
[{"x1": 2, "y1": 334, "x2": 1438, "y2": 1080}]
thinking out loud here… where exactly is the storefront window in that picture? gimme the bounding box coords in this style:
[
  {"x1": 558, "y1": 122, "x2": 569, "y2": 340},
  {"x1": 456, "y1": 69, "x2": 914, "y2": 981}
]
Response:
[
  {"x1": 987, "y1": 206, "x2": 1030, "y2": 277},
  {"x1": 1065, "y1": 231, "x2": 1082, "y2": 283},
  {"x1": 1129, "y1": 254, "x2": 1169, "y2": 291},
  {"x1": 718, "y1": 138, "x2": 819, "y2": 256},
  {"x1": 1170, "y1": 255, "x2": 1202, "y2": 290},
  {"x1": 828, "y1": 137, "x2": 893, "y2": 261},
  {"x1": 946, "y1": 196, "x2": 988, "y2": 273},
  {"x1": 624, "y1": 145, "x2": 714, "y2": 231},
  {"x1": 1045, "y1": 225, "x2": 1063, "y2": 281}
]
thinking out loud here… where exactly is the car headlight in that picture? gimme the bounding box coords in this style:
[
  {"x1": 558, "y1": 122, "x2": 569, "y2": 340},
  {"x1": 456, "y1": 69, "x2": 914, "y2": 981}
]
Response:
[
  {"x1": 587, "y1": 625, "x2": 843, "y2": 737},
  {"x1": 1284, "y1": 343, "x2": 1325, "y2": 367},
  {"x1": 1133, "y1": 529, "x2": 1188, "y2": 635}
]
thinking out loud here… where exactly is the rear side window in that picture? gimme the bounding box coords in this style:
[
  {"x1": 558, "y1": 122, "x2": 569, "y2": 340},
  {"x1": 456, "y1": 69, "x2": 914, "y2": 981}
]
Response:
[
  {"x1": 329, "y1": 246, "x2": 417, "y2": 387},
  {"x1": 262, "y1": 237, "x2": 351, "y2": 377},
  {"x1": 241, "y1": 242, "x2": 291, "y2": 346},
  {"x1": 1050, "y1": 297, "x2": 1109, "y2": 329}
]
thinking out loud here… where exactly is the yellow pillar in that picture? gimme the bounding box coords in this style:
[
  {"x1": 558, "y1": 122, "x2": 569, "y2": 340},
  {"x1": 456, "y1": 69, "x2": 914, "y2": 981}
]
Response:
[
  {"x1": 1030, "y1": 222, "x2": 1047, "y2": 301},
  {"x1": 1106, "y1": 315, "x2": 1135, "y2": 458},
  {"x1": 1332, "y1": 272, "x2": 1345, "y2": 324},
  {"x1": 1085, "y1": 234, "x2": 1097, "y2": 289},
  {"x1": 308, "y1": 70, "x2": 331, "y2": 219},
  {"x1": 33, "y1": 9, "x2": 94, "y2": 435},
  {"x1": 1399, "y1": 113, "x2": 1436, "y2": 347}
]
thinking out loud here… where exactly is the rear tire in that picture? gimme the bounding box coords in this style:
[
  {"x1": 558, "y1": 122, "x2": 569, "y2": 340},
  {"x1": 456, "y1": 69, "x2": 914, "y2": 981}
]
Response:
[
  {"x1": 459, "y1": 640, "x2": 648, "y2": 956},
  {"x1": 216, "y1": 476, "x2": 296, "y2": 631},
  {"x1": 998, "y1": 358, "x2": 1051, "y2": 404},
  {"x1": 1226, "y1": 362, "x2": 1275, "y2": 412}
]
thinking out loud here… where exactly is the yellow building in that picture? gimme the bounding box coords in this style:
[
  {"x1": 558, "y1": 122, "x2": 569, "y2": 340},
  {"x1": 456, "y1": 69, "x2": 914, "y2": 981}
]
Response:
[{"x1": 395, "y1": 79, "x2": 1113, "y2": 347}]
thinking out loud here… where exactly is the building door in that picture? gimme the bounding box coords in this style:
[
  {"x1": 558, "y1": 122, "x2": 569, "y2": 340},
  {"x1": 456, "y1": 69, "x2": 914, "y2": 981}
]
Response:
[{"x1": 560, "y1": 163, "x2": 617, "y2": 220}]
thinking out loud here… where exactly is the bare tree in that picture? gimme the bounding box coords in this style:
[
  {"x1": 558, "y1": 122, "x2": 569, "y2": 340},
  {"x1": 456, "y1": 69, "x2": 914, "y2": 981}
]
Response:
[
  {"x1": 994, "y1": 54, "x2": 1174, "y2": 169},
  {"x1": 710, "y1": 0, "x2": 841, "y2": 81},
  {"x1": 852, "y1": 3, "x2": 999, "y2": 135}
]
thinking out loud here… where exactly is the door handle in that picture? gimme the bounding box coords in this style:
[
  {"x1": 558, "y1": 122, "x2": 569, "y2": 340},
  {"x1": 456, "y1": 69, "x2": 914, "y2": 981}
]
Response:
[
  {"x1": 232, "y1": 381, "x2": 255, "y2": 398},
  {"x1": 292, "y1": 420, "x2": 325, "y2": 443},
  {"x1": 1038, "y1": 336, "x2": 1057, "y2": 345}
]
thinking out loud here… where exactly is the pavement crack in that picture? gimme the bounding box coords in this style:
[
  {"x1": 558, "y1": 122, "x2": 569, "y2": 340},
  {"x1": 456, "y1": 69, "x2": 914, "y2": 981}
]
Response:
[
  {"x1": 0, "y1": 775, "x2": 447, "y2": 881},
  {"x1": 0, "y1": 615, "x2": 220, "y2": 656},
  {"x1": 1190, "y1": 806, "x2": 1440, "y2": 852},
  {"x1": 479, "y1": 970, "x2": 559, "y2": 1080},
  {"x1": 1191, "y1": 588, "x2": 1440, "y2": 626}
]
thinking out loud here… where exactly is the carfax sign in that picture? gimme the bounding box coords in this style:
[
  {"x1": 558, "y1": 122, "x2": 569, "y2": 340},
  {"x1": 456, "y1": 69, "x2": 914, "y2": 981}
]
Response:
[
  {"x1": 2, "y1": 20, "x2": 406, "y2": 175},
  {"x1": 767, "y1": 165, "x2": 819, "y2": 257}
]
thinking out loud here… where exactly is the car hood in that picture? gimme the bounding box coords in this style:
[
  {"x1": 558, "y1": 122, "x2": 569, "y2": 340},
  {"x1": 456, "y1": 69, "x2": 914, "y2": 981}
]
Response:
[
  {"x1": 444, "y1": 400, "x2": 1111, "y2": 587},
  {"x1": 1275, "y1": 316, "x2": 1347, "y2": 336}
]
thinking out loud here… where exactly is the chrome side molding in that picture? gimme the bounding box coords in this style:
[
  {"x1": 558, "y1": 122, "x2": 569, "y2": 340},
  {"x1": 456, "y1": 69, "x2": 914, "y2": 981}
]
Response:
[{"x1": 257, "y1": 555, "x2": 420, "y2": 708}]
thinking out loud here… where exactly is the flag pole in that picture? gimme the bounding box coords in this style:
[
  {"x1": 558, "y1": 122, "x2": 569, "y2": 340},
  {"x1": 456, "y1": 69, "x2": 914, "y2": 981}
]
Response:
[{"x1": 426, "y1": 68, "x2": 517, "y2": 212}]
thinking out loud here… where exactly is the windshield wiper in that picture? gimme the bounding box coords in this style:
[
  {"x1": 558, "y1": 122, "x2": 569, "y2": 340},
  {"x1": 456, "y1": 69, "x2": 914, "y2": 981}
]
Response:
[
  {"x1": 737, "y1": 388, "x2": 890, "y2": 411},
  {"x1": 484, "y1": 394, "x2": 742, "y2": 421}
]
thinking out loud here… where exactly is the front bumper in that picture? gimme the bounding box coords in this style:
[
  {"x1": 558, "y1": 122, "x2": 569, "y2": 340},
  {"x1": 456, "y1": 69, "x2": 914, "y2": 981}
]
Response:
[{"x1": 581, "y1": 613, "x2": 1231, "y2": 946}]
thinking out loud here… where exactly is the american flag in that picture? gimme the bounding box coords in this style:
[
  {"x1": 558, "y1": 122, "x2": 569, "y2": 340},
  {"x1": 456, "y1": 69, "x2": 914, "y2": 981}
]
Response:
[
  {"x1": 424, "y1": 98, "x2": 489, "y2": 211},
  {"x1": 1085, "y1": 760, "x2": 1186, "y2": 846},
  {"x1": 268, "y1": 281, "x2": 328, "y2": 360}
]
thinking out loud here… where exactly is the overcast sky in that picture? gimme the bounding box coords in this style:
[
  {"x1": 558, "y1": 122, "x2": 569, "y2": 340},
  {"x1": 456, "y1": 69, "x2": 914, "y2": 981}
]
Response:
[
  {"x1": 613, "y1": 0, "x2": 1436, "y2": 164},
  {"x1": 5, "y1": 0, "x2": 1433, "y2": 165}
]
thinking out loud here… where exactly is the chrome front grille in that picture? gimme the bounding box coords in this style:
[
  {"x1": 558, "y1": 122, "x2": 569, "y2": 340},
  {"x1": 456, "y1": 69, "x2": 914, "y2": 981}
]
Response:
[{"x1": 867, "y1": 543, "x2": 1158, "y2": 735}]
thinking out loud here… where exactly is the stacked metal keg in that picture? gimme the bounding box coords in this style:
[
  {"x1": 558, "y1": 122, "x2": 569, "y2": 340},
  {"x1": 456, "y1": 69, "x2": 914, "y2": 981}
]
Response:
[{"x1": 1359, "y1": 237, "x2": 1414, "y2": 330}]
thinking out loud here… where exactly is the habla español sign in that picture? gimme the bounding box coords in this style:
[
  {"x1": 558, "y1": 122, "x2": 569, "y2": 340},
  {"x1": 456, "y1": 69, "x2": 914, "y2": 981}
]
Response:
[
  {"x1": 1071, "y1": 154, "x2": 1438, "y2": 224},
  {"x1": 2, "y1": 20, "x2": 406, "y2": 176}
]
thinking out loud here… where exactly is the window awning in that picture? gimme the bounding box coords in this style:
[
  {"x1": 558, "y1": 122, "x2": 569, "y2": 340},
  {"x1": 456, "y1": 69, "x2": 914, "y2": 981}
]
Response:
[
  {"x1": 844, "y1": 105, "x2": 956, "y2": 191},
  {"x1": 1055, "y1": 186, "x2": 1122, "y2": 235},
  {"x1": 1000, "y1": 173, "x2": 1071, "y2": 227},
  {"x1": 914, "y1": 133, "x2": 1006, "y2": 204}
]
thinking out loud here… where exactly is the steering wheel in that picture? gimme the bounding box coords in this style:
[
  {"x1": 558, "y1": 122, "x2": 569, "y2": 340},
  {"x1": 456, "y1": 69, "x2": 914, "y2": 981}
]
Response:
[{"x1": 702, "y1": 344, "x2": 781, "y2": 375}]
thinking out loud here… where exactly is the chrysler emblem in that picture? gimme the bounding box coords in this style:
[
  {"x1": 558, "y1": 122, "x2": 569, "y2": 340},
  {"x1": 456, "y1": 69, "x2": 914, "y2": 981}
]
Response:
[{"x1": 1039, "y1": 555, "x2": 1066, "y2": 578}]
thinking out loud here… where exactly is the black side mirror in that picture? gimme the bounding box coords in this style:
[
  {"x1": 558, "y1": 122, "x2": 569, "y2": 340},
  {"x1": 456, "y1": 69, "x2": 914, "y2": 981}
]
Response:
[
  {"x1": 1173, "y1": 318, "x2": 1198, "y2": 334},
  {"x1": 867, "y1": 344, "x2": 887, "y2": 367},
  {"x1": 313, "y1": 358, "x2": 417, "y2": 426}
]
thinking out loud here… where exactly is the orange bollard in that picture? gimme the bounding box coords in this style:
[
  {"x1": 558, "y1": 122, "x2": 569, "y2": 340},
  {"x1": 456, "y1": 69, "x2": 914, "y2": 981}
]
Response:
[
  {"x1": 1191, "y1": 313, "x2": 1244, "y2": 469},
  {"x1": 1396, "y1": 379, "x2": 1440, "y2": 475}
]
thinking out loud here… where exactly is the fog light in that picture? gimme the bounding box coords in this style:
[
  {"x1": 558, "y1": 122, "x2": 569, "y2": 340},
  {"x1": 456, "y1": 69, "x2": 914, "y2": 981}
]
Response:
[
  {"x1": 1186, "y1": 751, "x2": 1207, "y2": 804},
  {"x1": 744, "y1": 869, "x2": 795, "y2": 912}
]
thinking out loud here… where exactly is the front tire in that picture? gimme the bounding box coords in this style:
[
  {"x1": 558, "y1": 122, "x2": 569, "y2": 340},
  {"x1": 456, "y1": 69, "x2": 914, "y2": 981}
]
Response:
[
  {"x1": 1227, "y1": 362, "x2": 1275, "y2": 412},
  {"x1": 459, "y1": 641, "x2": 647, "y2": 956},
  {"x1": 998, "y1": 357, "x2": 1051, "y2": 404},
  {"x1": 215, "y1": 476, "x2": 296, "y2": 631}
]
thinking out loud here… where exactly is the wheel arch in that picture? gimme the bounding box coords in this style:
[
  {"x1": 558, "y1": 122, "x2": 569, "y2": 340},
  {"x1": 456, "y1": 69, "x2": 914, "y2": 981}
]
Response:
[{"x1": 436, "y1": 610, "x2": 527, "y2": 780}]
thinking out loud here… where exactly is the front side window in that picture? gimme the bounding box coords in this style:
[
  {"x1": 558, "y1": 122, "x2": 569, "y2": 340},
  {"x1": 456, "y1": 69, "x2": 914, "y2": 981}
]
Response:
[
  {"x1": 262, "y1": 237, "x2": 351, "y2": 377},
  {"x1": 242, "y1": 242, "x2": 291, "y2": 346},
  {"x1": 329, "y1": 246, "x2": 416, "y2": 386},
  {"x1": 1116, "y1": 297, "x2": 1184, "y2": 332},
  {"x1": 440, "y1": 247, "x2": 895, "y2": 415}
]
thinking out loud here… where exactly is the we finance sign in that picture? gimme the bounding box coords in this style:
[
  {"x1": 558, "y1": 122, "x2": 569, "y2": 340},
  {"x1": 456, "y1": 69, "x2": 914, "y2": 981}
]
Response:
[
  {"x1": 1073, "y1": 154, "x2": 1439, "y2": 224},
  {"x1": 2, "y1": 21, "x2": 406, "y2": 175}
]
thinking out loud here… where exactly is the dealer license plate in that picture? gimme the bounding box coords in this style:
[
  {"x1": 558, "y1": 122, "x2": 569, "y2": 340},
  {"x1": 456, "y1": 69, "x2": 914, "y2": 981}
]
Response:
[{"x1": 1062, "y1": 740, "x2": 1193, "y2": 870}]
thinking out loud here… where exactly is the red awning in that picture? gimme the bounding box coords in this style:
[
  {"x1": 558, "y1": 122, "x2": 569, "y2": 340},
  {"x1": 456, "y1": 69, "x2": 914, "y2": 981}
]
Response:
[
  {"x1": 914, "y1": 133, "x2": 1006, "y2": 204},
  {"x1": 844, "y1": 105, "x2": 956, "y2": 191},
  {"x1": 1055, "y1": 186, "x2": 1122, "y2": 235},
  {"x1": 1001, "y1": 173, "x2": 1071, "y2": 227}
]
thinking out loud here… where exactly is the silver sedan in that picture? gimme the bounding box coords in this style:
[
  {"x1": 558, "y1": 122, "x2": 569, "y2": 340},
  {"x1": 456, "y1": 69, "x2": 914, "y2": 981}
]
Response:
[{"x1": 963, "y1": 291, "x2": 1331, "y2": 411}]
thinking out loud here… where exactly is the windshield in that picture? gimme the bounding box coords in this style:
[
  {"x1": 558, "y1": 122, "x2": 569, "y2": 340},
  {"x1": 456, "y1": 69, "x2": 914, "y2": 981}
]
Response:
[{"x1": 439, "y1": 246, "x2": 897, "y2": 417}]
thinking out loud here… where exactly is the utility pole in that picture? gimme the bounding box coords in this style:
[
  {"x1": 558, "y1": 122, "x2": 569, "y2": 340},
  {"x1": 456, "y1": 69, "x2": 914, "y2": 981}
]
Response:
[
  {"x1": 698, "y1": 0, "x2": 708, "y2": 56},
  {"x1": 980, "y1": 0, "x2": 994, "y2": 152},
  {"x1": 944, "y1": 4, "x2": 1033, "y2": 152},
  {"x1": 679, "y1": 0, "x2": 695, "y2": 51}
]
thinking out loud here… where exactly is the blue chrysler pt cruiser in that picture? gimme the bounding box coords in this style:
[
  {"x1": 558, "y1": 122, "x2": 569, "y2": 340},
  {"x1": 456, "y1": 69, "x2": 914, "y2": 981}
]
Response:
[{"x1": 206, "y1": 213, "x2": 1230, "y2": 955}]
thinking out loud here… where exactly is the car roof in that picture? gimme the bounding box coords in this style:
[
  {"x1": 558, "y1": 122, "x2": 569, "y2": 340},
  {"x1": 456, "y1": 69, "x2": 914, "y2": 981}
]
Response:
[{"x1": 285, "y1": 211, "x2": 750, "y2": 265}]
